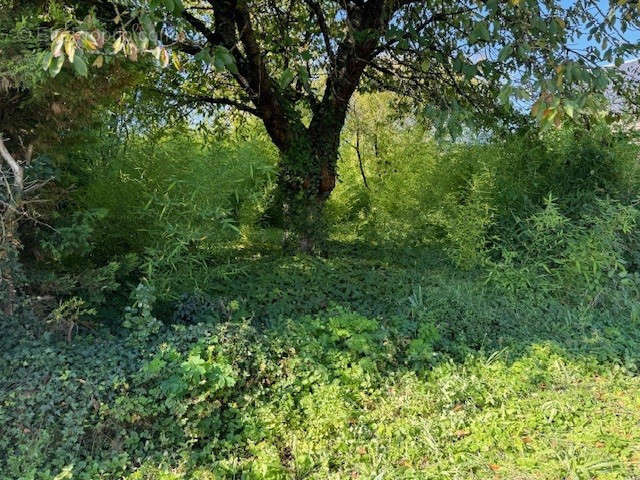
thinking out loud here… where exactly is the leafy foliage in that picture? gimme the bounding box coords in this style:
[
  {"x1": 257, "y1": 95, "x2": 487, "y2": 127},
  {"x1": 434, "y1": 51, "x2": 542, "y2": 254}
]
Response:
[
  {"x1": 30, "y1": 0, "x2": 640, "y2": 243},
  {"x1": 333, "y1": 105, "x2": 640, "y2": 272},
  {"x1": 2, "y1": 12, "x2": 640, "y2": 474},
  {"x1": 122, "y1": 283, "x2": 162, "y2": 341},
  {"x1": 74, "y1": 126, "x2": 277, "y2": 262},
  {"x1": 2, "y1": 242, "x2": 640, "y2": 478}
]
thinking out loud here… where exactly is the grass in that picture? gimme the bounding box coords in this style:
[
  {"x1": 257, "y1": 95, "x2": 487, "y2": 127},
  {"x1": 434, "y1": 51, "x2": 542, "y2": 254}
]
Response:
[
  {"x1": 2, "y1": 243, "x2": 640, "y2": 480},
  {"x1": 251, "y1": 346, "x2": 640, "y2": 479}
]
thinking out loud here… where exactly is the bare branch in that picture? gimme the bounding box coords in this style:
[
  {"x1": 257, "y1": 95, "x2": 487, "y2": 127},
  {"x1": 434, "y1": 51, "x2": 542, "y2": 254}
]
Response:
[
  {"x1": 183, "y1": 95, "x2": 260, "y2": 116},
  {"x1": 0, "y1": 135, "x2": 23, "y2": 192}
]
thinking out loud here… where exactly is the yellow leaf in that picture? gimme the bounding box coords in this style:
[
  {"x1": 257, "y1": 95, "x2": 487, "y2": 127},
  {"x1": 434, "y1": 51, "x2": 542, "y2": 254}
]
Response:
[
  {"x1": 127, "y1": 42, "x2": 139, "y2": 62},
  {"x1": 52, "y1": 31, "x2": 65, "y2": 58},
  {"x1": 92, "y1": 55, "x2": 104, "y2": 68},
  {"x1": 160, "y1": 48, "x2": 170, "y2": 68},
  {"x1": 113, "y1": 36, "x2": 123, "y2": 54},
  {"x1": 150, "y1": 46, "x2": 162, "y2": 60},
  {"x1": 64, "y1": 35, "x2": 76, "y2": 64},
  {"x1": 172, "y1": 51, "x2": 181, "y2": 70},
  {"x1": 81, "y1": 32, "x2": 99, "y2": 51}
]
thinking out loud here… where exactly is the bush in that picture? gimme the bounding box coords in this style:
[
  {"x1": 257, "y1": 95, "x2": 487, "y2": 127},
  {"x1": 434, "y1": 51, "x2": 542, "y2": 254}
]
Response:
[
  {"x1": 486, "y1": 195, "x2": 640, "y2": 302},
  {"x1": 330, "y1": 119, "x2": 640, "y2": 271},
  {"x1": 122, "y1": 283, "x2": 162, "y2": 342},
  {"x1": 22, "y1": 208, "x2": 138, "y2": 334},
  {"x1": 24, "y1": 124, "x2": 279, "y2": 307},
  {"x1": 76, "y1": 128, "x2": 277, "y2": 263}
]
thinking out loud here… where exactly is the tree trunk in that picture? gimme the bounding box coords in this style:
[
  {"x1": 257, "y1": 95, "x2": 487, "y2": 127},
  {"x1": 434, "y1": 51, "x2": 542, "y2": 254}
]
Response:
[{"x1": 271, "y1": 130, "x2": 338, "y2": 252}]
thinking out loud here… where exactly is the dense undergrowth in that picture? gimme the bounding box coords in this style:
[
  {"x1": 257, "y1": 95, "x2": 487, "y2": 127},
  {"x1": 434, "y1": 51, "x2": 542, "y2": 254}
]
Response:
[
  {"x1": 2, "y1": 108, "x2": 640, "y2": 479},
  {"x1": 3, "y1": 246, "x2": 640, "y2": 479}
]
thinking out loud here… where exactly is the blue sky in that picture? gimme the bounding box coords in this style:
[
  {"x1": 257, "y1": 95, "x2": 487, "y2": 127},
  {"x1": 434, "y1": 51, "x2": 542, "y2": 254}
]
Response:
[{"x1": 563, "y1": 0, "x2": 640, "y2": 63}]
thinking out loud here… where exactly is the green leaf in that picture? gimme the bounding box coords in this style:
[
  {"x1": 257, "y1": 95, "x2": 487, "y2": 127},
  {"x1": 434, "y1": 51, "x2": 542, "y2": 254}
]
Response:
[
  {"x1": 573, "y1": 65, "x2": 584, "y2": 82},
  {"x1": 73, "y1": 54, "x2": 88, "y2": 77},
  {"x1": 141, "y1": 15, "x2": 158, "y2": 46},
  {"x1": 565, "y1": 63, "x2": 573, "y2": 82},
  {"x1": 279, "y1": 68, "x2": 295, "y2": 89},
  {"x1": 453, "y1": 55, "x2": 463, "y2": 73},
  {"x1": 564, "y1": 101, "x2": 575, "y2": 118},
  {"x1": 594, "y1": 71, "x2": 609, "y2": 90},
  {"x1": 220, "y1": 50, "x2": 234, "y2": 66},
  {"x1": 498, "y1": 84, "x2": 512, "y2": 105},
  {"x1": 470, "y1": 22, "x2": 490, "y2": 44},
  {"x1": 138, "y1": 32, "x2": 150, "y2": 51},
  {"x1": 297, "y1": 65, "x2": 310, "y2": 88},
  {"x1": 49, "y1": 55, "x2": 65, "y2": 77},
  {"x1": 42, "y1": 51, "x2": 53, "y2": 71},
  {"x1": 226, "y1": 59, "x2": 239, "y2": 75},
  {"x1": 194, "y1": 47, "x2": 211, "y2": 63},
  {"x1": 141, "y1": 15, "x2": 154, "y2": 34},
  {"x1": 213, "y1": 54, "x2": 225, "y2": 72},
  {"x1": 173, "y1": 0, "x2": 185, "y2": 13},
  {"x1": 498, "y1": 45, "x2": 513, "y2": 62},
  {"x1": 212, "y1": 46, "x2": 236, "y2": 71},
  {"x1": 462, "y1": 63, "x2": 477, "y2": 80}
]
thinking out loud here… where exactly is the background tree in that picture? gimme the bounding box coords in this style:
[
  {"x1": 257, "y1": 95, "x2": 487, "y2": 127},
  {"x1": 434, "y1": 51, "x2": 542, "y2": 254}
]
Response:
[{"x1": 42, "y1": 0, "x2": 640, "y2": 248}]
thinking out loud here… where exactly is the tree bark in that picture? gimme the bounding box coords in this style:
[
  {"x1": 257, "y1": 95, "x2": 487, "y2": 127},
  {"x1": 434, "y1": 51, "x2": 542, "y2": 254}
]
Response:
[{"x1": 269, "y1": 127, "x2": 339, "y2": 251}]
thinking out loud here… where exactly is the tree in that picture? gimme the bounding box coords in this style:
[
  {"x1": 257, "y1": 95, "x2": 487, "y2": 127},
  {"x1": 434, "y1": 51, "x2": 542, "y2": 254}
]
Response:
[{"x1": 37, "y1": 0, "x2": 640, "y2": 247}]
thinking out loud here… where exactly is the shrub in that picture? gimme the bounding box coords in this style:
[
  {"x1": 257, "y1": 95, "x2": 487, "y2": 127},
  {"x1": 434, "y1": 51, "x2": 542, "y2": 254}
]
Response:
[
  {"x1": 77, "y1": 129, "x2": 277, "y2": 261},
  {"x1": 486, "y1": 195, "x2": 640, "y2": 302},
  {"x1": 123, "y1": 283, "x2": 162, "y2": 341},
  {"x1": 23, "y1": 208, "x2": 136, "y2": 331},
  {"x1": 331, "y1": 119, "x2": 640, "y2": 269},
  {"x1": 110, "y1": 343, "x2": 238, "y2": 454},
  {"x1": 46, "y1": 297, "x2": 96, "y2": 342}
]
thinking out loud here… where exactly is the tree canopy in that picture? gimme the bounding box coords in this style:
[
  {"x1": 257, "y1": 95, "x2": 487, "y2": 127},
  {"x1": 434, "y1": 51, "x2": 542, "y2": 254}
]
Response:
[{"x1": 43, "y1": 1, "x2": 640, "y2": 123}]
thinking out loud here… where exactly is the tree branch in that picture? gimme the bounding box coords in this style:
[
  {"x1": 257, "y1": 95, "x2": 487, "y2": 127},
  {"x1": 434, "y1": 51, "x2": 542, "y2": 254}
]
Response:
[
  {"x1": 0, "y1": 135, "x2": 23, "y2": 192},
  {"x1": 148, "y1": 89, "x2": 259, "y2": 116},
  {"x1": 183, "y1": 95, "x2": 260, "y2": 116},
  {"x1": 181, "y1": 10, "x2": 221, "y2": 45},
  {"x1": 303, "y1": 0, "x2": 336, "y2": 67},
  {"x1": 233, "y1": 0, "x2": 302, "y2": 150},
  {"x1": 310, "y1": 0, "x2": 390, "y2": 138}
]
